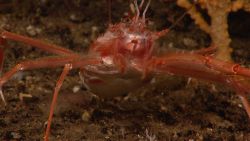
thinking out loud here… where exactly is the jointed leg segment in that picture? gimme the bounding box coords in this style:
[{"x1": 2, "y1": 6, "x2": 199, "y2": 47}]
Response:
[
  {"x1": 0, "y1": 30, "x2": 82, "y2": 105},
  {"x1": 0, "y1": 30, "x2": 79, "y2": 75},
  {"x1": 0, "y1": 54, "x2": 101, "y2": 141},
  {"x1": 0, "y1": 57, "x2": 78, "y2": 86},
  {"x1": 0, "y1": 55, "x2": 101, "y2": 104},
  {"x1": 203, "y1": 56, "x2": 250, "y2": 78},
  {"x1": 0, "y1": 30, "x2": 102, "y2": 139},
  {"x1": 44, "y1": 64, "x2": 72, "y2": 141},
  {"x1": 0, "y1": 56, "x2": 76, "y2": 105}
]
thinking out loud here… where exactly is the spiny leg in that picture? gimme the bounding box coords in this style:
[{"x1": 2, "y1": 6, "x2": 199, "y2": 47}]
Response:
[
  {"x1": 194, "y1": 55, "x2": 250, "y2": 118},
  {"x1": 201, "y1": 61, "x2": 250, "y2": 118},
  {"x1": 44, "y1": 64, "x2": 72, "y2": 141},
  {"x1": 145, "y1": 54, "x2": 250, "y2": 118}
]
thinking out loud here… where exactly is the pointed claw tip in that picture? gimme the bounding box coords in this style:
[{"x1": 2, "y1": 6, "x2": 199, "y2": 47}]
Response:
[{"x1": 0, "y1": 88, "x2": 6, "y2": 106}]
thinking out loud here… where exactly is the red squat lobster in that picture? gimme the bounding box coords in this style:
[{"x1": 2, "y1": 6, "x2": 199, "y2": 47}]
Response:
[{"x1": 0, "y1": 0, "x2": 250, "y2": 140}]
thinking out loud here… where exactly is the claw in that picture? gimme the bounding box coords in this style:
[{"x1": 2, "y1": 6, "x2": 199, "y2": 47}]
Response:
[
  {"x1": 0, "y1": 87, "x2": 6, "y2": 106},
  {"x1": 239, "y1": 95, "x2": 250, "y2": 118}
]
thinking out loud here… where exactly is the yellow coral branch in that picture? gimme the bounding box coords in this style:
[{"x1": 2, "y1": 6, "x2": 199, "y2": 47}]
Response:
[{"x1": 177, "y1": 0, "x2": 210, "y2": 34}]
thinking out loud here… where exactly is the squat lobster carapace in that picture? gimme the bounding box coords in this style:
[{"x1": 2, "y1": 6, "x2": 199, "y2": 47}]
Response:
[{"x1": 0, "y1": 0, "x2": 249, "y2": 140}]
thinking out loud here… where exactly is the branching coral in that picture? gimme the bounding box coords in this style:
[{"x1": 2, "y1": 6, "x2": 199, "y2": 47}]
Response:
[{"x1": 177, "y1": 0, "x2": 250, "y2": 61}]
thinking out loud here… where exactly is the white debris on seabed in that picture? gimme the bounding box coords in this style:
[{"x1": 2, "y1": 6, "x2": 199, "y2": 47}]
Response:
[
  {"x1": 72, "y1": 85, "x2": 81, "y2": 93},
  {"x1": 150, "y1": 77, "x2": 156, "y2": 84},
  {"x1": 183, "y1": 37, "x2": 198, "y2": 48},
  {"x1": 7, "y1": 131, "x2": 22, "y2": 139},
  {"x1": 168, "y1": 42, "x2": 174, "y2": 48},
  {"x1": 26, "y1": 25, "x2": 42, "y2": 36},
  {"x1": 145, "y1": 129, "x2": 157, "y2": 141},
  {"x1": 138, "y1": 129, "x2": 158, "y2": 141},
  {"x1": 105, "y1": 136, "x2": 110, "y2": 139},
  {"x1": 238, "y1": 103, "x2": 243, "y2": 108},
  {"x1": 69, "y1": 14, "x2": 78, "y2": 22},
  {"x1": 12, "y1": 71, "x2": 25, "y2": 81},
  {"x1": 19, "y1": 93, "x2": 32, "y2": 101},
  {"x1": 69, "y1": 13, "x2": 84, "y2": 23},
  {"x1": 0, "y1": 16, "x2": 8, "y2": 29},
  {"x1": 160, "y1": 105, "x2": 168, "y2": 112},
  {"x1": 81, "y1": 110, "x2": 91, "y2": 122}
]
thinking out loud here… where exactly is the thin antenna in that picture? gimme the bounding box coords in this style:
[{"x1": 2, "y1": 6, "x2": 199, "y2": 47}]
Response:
[
  {"x1": 134, "y1": 0, "x2": 140, "y2": 21},
  {"x1": 139, "y1": 0, "x2": 145, "y2": 9},
  {"x1": 155, "y1": 4, "x2": 194, "y2": 38},
  {"x1": 167, "y1": 8, "x2": 189, "y2": 31},
  {"x1": 142, "y1": 0, "x2": 151, "y2": 22}
]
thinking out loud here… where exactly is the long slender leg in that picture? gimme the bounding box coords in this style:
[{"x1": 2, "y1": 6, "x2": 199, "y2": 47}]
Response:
[
  {"x1": 0, "y1": 45, "x2": 4, "y2": 75},
  {"x1": 0, "y1": 31, "x2": 78, "y2": 56},
  {"x1": 0, "y1": 31, "x2": 79, "y2": 78},
  {"x1": 43, "y1": 57, "x2": 101, "y2": 140},
  {"x1": 0, "y1": 56, "x2": 78, "y2": 86},
  {"x1": 44, "y1": 64, "x2": 72, "y2": 141},
  {"x1": 0, "y1": 36, "x2": 7, "y2": 74},
  {"x1": 0, "y1": 55, "x2": 101, "y2": 105},
  {"x1": 0, "y1": 56, "x2": 77, "y2": 105},
  {"x1": 145, "y1": 54, "x2": 250, "y2": 118}
]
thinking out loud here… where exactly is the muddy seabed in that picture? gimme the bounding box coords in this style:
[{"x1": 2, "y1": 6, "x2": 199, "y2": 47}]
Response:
[{"x1": 0, "y1": 0, "x2": 249, "y2": 141}]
